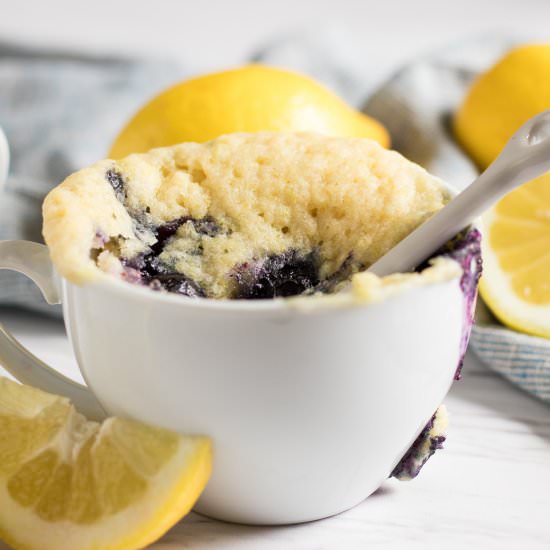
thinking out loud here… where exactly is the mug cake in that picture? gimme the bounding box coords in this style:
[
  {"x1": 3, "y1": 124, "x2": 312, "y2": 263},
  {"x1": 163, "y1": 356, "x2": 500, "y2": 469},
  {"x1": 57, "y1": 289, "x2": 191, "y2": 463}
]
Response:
[
  {"x1": 42, "y1": 132, "x2": 461, "y2": 301},
  {"x1": 41, "y1": 131, "x2": 482, "y2": 487}
]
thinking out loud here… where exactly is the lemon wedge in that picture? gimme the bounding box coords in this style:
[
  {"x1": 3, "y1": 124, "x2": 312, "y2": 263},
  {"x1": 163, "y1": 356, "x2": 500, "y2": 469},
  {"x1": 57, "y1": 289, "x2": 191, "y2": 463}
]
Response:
[
  {"x1": 0, "y1": 377, "x2": 211, "y2": 550},
  {"x1": 480, "y1": 175, "x2": 550, "y2": 338}
]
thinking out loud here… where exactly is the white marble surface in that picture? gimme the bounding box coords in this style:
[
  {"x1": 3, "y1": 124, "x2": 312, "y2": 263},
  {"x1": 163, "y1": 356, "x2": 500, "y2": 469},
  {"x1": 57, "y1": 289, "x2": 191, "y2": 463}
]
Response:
[{"x1": 0, "y1": 307, "x2": 549, "y2": 550}]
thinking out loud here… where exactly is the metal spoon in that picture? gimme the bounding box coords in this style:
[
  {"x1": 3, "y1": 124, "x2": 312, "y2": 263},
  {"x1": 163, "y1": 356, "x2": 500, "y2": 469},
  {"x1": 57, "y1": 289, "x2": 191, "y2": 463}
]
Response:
[{"x1": 368, "y1": 110, "x2": 550, "y2": 277}]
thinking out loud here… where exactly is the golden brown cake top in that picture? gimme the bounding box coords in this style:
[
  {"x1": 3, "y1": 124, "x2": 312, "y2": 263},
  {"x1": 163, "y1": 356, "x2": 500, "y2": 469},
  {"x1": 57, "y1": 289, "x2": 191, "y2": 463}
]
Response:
[{"x1": 43, "y1": 132, "x2": 449, "y2": 299}]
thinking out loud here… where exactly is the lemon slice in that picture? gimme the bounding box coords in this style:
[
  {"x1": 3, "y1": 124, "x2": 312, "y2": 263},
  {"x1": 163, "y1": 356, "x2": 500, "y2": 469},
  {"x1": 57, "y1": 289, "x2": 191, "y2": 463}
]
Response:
[
  {"x1": 480, "y1": 173, "x2": 550, "y2": 338},
  {"x1": 0, "y1": 377, "x2": 211, "y2": 550}
]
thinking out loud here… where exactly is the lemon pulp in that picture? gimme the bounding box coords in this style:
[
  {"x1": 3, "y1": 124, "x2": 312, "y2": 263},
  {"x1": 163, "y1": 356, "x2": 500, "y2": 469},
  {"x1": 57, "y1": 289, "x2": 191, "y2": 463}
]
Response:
[
  {"x1": 480, "y1": 174, "x2": 550, "y2": 338},
  {"x1": 0, "y1": 377, "x2": 211, "y2": 550}
]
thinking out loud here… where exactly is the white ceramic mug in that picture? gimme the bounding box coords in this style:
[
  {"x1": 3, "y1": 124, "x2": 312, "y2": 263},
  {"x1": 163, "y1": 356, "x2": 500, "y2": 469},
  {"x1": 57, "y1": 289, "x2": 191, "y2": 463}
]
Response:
[{"x1": 0, "y1": 133, "x2": 467, "y2": 525}]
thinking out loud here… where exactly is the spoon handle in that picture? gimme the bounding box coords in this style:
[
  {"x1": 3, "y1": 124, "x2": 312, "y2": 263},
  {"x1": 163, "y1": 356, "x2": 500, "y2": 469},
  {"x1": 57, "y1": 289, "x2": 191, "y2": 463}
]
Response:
[{"x1": 368, "y1": 110, "x2": 550, "y2": 277}]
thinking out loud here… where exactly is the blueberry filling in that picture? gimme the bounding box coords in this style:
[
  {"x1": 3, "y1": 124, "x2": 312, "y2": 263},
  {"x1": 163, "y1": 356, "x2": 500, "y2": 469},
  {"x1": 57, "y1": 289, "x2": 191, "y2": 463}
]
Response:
[
  {"x1": 121, "y1": 216, "x2": 216, "y2": 298},
  {"x1": 101, "y1": 168, "x2": 482, "y2": 312},
  {"x1": 416, "y1": 227, "x2": 482, "y2": 379},
  {"x1": 314, "y1": 253, "x2": 356, "y2": 294},
  {"x1": 122, "y1": 252, "x2": 206, "y2": 298},
  {"x1": 152, "y1": 216, "x2": 221, "y2": 254},
  {"x1": 390, "y1": 411, "x2": 446, "y2": 480},
  {"x1": 105, "y1": 169, "x2": 126, "y2": 202},
  {"x1": 101, "y1": 169, "x2": 223, "y2": 299},
  {"x1": 102, "y1": 167, "x2": 357, "y2": 300},
  {"x1": 121, "y1": 239, "x2": 354, "y2": 300},
  {"x1": 392, "y1": 227, "x2": 482, "y2": 481},
  {"x1": 148, "y1": 273, "x2": 205, "y2": 298},
  {"x1": 443, "y1": 228, "x2": 482, "y2": 380},
  {"x1": 231, "y1": 250, "x2": 321, "y2": 300}
]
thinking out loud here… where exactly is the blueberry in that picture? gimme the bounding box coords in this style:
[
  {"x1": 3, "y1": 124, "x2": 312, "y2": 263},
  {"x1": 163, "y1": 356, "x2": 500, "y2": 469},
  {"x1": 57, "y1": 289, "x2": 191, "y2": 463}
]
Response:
[
  {"x1": 105, "y1": 169, "x2": 125, "y2": 202},
  {"x1": 123, "y1": 252, "x2": 169, "y2": 278},
  {"x1": 121, "y1": 213, "x2": 211, "y2": 296},
  {"x1": 153, "y1": 218, "x2": 188, "y2": 252},
  {"x1": 390, "y1": 411, "x2": 446, "y2": 480},
  {"x1": 122, "y1": 251, "x2": 205, "y2": 298},
  {"x1": 149, "y1": 273, "x2": 206, "y2": 298},
  {"x1": 430, "y1": 435, "x2": 446, "y2": 452},
  {"x1": 192, "y1": 216, "x2": 221, "y2": 237},
  {"x1": 232, "y1": 250, "x2": 320, "y2": 299},
  {"x1": 314, "y1": 253, "x2": 355, "y2": 293},
  {"x1": 152, "y1": 216, "x2": 221, "y2": 254}
]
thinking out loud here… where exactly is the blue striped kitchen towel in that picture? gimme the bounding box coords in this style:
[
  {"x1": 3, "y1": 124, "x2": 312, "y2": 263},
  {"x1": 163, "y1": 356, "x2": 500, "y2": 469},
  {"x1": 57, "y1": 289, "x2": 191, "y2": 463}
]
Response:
[
  {"x1": 0, "y1": 42, "x2": 187, "y2": 315},
  {"x1": 470, "y1": 322, "x2": 550, "y2": 403}
]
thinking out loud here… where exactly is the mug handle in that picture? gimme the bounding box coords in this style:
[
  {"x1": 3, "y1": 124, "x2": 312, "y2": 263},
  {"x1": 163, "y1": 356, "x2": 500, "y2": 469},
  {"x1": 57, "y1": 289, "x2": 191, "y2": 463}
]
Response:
[
  {"x1": 0, "y1": 241, "x2": 106, "y2": 421},
  {"x1": 0, "y1": 126, "x2": 8, "y2": 190},
  {"x1": 0, "y1": 134, "x2": 104, "y2": 419}
]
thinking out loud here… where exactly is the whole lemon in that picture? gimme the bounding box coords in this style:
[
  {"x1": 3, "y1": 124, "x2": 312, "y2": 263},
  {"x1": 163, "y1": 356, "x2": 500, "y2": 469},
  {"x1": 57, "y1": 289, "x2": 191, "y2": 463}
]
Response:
[
  {"x1": 454, "y1": 44, "x2": 550, "y2": 168},
  {"x1": 109, "y1": 65, "x2": 389, "y2": 158}
]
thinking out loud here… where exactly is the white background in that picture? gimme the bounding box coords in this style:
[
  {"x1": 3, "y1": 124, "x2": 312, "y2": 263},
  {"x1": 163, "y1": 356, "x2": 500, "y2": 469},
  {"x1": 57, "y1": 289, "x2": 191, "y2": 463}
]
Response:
[{"x1": 1, "y1": 0, "x2": 550, "y2": 82}]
